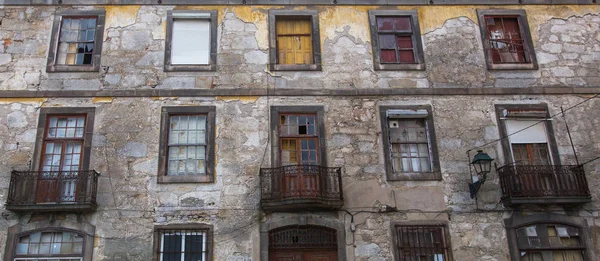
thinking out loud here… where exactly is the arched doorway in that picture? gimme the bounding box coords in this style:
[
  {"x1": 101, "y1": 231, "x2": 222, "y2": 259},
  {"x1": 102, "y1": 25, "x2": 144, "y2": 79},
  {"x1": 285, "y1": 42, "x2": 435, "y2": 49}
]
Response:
[{"x1": 268, "y1": 225, "x2": 337, "y2": 261}]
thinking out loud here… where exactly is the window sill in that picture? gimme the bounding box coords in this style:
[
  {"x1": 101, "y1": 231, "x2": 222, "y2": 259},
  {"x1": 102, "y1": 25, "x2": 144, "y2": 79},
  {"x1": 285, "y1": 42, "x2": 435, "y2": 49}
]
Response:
[
  {"x1": 375, "y1": 63, "x2": 425, "y2": 71},
  {"x1": 270, "y1": 64, "x2": 321, "y2": 71},
  {"x1": 387, "y1": 172, "x2": 442, "y2": 181},
  {"x1": 164, "y1": 64, "x2": 216, "y2": 72},
  {"x1": 158, "y1": 175, "x2": 213, "y2": 183},
  {"x1": 46, "y1": 64, "x2": 100, "y2": 73},
  {"x1": 488, "y1": 63, "x2": 538, "y2": 70}
]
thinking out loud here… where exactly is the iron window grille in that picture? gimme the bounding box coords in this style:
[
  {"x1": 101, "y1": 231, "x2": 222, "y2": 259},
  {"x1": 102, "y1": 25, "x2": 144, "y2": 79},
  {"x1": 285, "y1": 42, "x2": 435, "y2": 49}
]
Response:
[
  {"x1": 159, "y1": 230, "x2": 207, "y2": 261},
  {"x1": 395, "y1": 225, "x2": 450, "y2": 261},
  {"x1": 268, "y1": 225, "x2": 337, "y2": 250}
]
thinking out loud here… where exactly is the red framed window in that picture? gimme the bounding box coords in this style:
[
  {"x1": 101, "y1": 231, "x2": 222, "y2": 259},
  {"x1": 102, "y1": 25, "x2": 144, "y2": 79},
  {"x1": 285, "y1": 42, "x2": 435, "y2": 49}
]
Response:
[
  {"x1": 484, "y1": 16, "x2": 528, "y2": 64},
  {"x1": 40, "y1": 115, "x2": 86, "y2": 172},
  {"x1": 376, "y1": 16, "x2": 416, "y2": 64}
]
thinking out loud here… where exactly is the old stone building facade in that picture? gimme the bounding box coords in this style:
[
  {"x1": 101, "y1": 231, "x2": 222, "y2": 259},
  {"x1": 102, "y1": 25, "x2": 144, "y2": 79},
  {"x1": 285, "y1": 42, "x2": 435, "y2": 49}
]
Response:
[{"x1": 0, "y1": 1, "x2": 599, "y2": 261}]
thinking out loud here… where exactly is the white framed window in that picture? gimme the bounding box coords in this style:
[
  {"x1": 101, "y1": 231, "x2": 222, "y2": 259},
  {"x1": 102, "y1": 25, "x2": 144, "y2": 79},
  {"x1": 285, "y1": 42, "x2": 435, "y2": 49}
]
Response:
[
  {"x1": 164, "y1": 10, "x2": 217, "y2": 72},
  {"x1": 159, "y1": 230, "x2": 207, "y2": 261}
]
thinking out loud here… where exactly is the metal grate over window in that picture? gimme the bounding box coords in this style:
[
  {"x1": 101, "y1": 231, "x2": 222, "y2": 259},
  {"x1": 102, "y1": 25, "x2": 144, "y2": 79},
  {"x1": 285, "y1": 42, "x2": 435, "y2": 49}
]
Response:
[
  {"x1": 159, "y1": 230, "x2": 207, "y2": 261},
  {"x1": 269, "y1": 225, "x2": 337, "y2": 250},
  {"x1": 396, "y1": 225, "x2": 449, "y2": 261}
]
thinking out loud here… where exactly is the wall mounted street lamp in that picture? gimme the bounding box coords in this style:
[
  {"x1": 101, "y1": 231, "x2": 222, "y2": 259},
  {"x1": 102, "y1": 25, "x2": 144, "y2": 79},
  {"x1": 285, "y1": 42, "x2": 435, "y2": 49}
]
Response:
[{"x1": 469, "y1": 150, "x2": 494, "y2": 199}]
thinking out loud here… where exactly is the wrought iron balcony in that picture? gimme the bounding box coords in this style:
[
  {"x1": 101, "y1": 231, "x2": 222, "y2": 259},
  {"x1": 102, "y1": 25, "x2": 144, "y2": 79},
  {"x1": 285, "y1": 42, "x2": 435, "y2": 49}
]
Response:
[
  {"x1": 497, "y1": 164, "x2": 591, "y2": 206},
  {"x1": 6, "y1": 170, "x2": 100, "y2": 213},
  {"x1": 260, "y1": 165, "x2": 343, "y2": 212}
]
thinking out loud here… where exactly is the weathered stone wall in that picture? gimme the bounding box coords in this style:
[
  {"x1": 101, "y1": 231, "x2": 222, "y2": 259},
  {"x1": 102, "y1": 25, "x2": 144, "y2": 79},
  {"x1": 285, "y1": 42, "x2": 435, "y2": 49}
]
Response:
[
  {"x1": 0, "y1": 4, "x2": 599, "y2": 261},
  {"x1": 1, "y1": 95, "x2": 599, "y2": 260}
]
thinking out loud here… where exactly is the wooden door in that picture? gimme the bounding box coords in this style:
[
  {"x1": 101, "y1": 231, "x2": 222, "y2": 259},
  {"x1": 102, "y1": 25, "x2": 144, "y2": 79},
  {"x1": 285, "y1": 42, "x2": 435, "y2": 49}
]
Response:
[
  {"x1": 269, "y1": 250, "x2": 337, "y2": 261},
  {"x1": 512, "y1": 143, "x2": 557, "y2": 195},
  {"x1": 305, "y1": 250, "x2": 337, "y2": 261},
  {"x1": 280, "y1": 136, "x2": 320, "y2": 198}
]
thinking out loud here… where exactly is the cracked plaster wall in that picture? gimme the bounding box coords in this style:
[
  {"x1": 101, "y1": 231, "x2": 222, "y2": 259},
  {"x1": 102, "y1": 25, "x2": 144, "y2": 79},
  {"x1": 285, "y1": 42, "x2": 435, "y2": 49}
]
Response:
[
  {"x1": 0, "y1": 4, "x2": 600, "y2": 261},
  {"x1": 1, "y1": 6, "x2": 600, "y2": 90}
]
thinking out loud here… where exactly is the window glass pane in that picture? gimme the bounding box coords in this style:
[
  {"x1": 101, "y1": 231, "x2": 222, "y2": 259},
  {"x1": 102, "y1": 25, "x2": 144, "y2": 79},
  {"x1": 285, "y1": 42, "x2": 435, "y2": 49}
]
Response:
[
  {"x1": 378, "y1": 34, "x2": 396, "y2": 49},
  {"x1": 396, "y1": 35, "x2": 413, "y2": 49},
  {"x1": 172, "y1": 19, "x2": 211, "y2": 65},
  {"x1": 162, "y1": 234, "x2": 182, "y2": 261},
  {"x1": 377, "y1": 17, "x2": 394, "y2": 31},
  {"x1": 185, "y1": 235, "x2": 204, "y2": 261},
  {"x1": 393, "y1": 17, "x2": 411, "y2": 31},
  {"x1": 380, "y1": 50, "x2": 397, "y2": 63}
]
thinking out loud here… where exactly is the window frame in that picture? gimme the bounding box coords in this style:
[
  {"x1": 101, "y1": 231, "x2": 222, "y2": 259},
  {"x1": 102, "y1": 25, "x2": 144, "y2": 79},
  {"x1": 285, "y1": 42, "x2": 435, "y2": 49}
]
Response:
[
  {"x1": 504, "y1": 214, "x2": 594, "y2": 261},
  {"x1": 46, "y1": 10, "x2": 106, "y2": 73},
  {"x1": 494, "y1": 104, "x2": 560, "y2": 166},
  {"x1": 164, "y1": 10, "x2": 218, "y2": 72},
  {"x1": 368, "y1": 10, "x2": 425, "y2": 71},
  {"x1": 268, "y1": 10, "x2": 322, "y2": 72},
  {"x1": 379, "y1": 105, "x2": 441, "y2": 181},
  {"x1": 31, "y1": 108, "x2": 95, "y2": 172},
  {"x1": 476, "y1": 9, "x2": 538, "y2": 70},
  {"x1": 270, "y1": 106, "x2": 327, "y2": 167},
  {"x1": 391, "y1": 220, "x2": 453, "y2": 261},
  {"x1": 158, "y1": 106, "x2": 216, "y2": 183},
  {"x1": 152, "y1": 224, "x2": 214, "y2": 261}
]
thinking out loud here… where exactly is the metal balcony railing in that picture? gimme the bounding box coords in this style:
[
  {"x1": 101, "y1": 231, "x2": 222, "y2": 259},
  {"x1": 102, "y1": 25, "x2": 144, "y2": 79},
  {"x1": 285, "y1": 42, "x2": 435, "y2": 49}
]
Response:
[
  {"x1": 259, "y1": 165, "x2": 343, "y2": 209},
  {"x1": 497, "y1": 164, "x2": 591, "y2": 204},
  {"x1": 6, "y1": 170, "x2": 100, "y2": 212}
]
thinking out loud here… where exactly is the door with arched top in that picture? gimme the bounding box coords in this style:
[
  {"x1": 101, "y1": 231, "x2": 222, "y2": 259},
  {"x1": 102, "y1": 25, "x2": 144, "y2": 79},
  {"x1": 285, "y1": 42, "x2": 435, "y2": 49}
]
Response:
[{"x1": 268, "y1": 225, "x2": 338, "y2": 261}]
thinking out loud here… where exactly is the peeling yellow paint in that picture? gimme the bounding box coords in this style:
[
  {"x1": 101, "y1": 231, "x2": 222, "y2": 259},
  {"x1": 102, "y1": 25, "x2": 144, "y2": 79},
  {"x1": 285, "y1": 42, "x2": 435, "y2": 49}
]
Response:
[
  {"x1": 0, "y1": 98, "x2": 47, "y2": 104},
  {"x1": 103, "y1": 6, "x2": 141, "y2": 41},
  {"x1": 320, "y1": 7, "x2": 372, "y2": 44},
  {"x1": 94, "y1": 235, "x2": 100, "y2": 247},
  {"x1": 92, "y1": 97, "x2": 114, "y2": 103},
  {"x1": 216, "y1": 96, "x2": 259, "y2": 103}
]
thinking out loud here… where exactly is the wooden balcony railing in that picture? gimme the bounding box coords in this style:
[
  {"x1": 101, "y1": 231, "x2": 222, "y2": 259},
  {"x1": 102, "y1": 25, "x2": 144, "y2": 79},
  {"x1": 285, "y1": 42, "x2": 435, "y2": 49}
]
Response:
[
  {"x1": 6, "y1": 170, "x2": 100, "y2": 212},
  {"x1": 497, "y1": 164, "x2": 591, "y2": 206},
  {"x1": 259, "y1": 165, "x2": 343, "y2": 211}
]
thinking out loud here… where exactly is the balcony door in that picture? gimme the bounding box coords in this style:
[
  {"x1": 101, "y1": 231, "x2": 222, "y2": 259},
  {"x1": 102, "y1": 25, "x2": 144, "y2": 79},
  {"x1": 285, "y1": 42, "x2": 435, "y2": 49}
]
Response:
[
  {"x1": 279, "y1": 114, "x2": 320, "y2": 198},
  {"x1": 37, "y1": 115, "x2": 86, "y2": 203}
]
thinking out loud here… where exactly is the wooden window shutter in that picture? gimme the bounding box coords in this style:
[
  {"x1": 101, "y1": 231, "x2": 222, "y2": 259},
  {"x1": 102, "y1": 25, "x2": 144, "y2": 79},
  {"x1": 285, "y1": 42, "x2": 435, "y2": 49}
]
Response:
[{"x1": 276, "y1": 19, "x2": 313, "y2": 65}]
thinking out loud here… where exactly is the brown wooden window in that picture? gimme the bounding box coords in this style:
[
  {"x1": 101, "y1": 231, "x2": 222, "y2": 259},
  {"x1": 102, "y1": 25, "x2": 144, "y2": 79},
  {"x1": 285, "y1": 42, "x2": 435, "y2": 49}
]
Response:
[
  {"x1": 377, "y1": 17, "x2": 416, "y2": 64},
  {"x1": 380, "y1": 106, "x2": 440, "y2": 181},
  {"x1": 279, "y1": 114, "x2": 318, "y2": 166},
  {"x1": 476, "y1": 9, "x2": 537, "y2": 70},
  {"x1": 485, "y1": 16, "x2": 527, "y2": 64},
  {"x1": 516, "y1": 224, "x2": 585, "y2": 261},
  {"x1": 394, "y1": 225, "x2": 451, "y2": 261},
  {"x1": 14, "y1": 230, "x2": 85, "y2": 261},
  {"x1": 41, "y1": 116, "x2": 86, "y2": 172},
  {"x1": 369, "y1": 10, "x2": 425, "y2": 71},
  {"x1": 268, "y1": 10, "x2": 321, "y2": 71},
  {"x1": 158, "y1": 106, "x2": 216, "y2": 183},
  {"x1": 276, "y1": 19, "x2": 313, "y2": 65},
  {"x1": 504, "y1": 118, "x2": 553, "y2": 166},
  {"x1": 47, "y1": 10, "x2": 105, "y2": 72}
]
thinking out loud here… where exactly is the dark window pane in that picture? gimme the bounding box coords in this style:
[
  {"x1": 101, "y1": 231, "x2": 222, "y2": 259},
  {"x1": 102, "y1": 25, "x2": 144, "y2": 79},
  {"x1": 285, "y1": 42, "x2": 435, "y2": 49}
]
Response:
[
  {"x1": 378, "y1": 34, "x2": 396, "y2": 49},
  {"x1": 83, "y1": 54, "x2": 93, "y2": 64},
  {"x1": 381, "y1": 49, "x2": 397, "y2": 63},
  {"x1": 184, "y1": 235, "x2": 203, "y2": 261},
  {"x1": 163, "y1": 235, "x2": 182, "y2": 261},
  {"x1": 396, "y1": 35, "x2": 413, "y2": 49},
  {"x1": 394, "y1": 17, "x2": 411, "y2": 31},
  {"x1": 299, "y1": 125, "x2": 307, "y2": 135},
  {"x1": 501, "y1": 18, "x2": 521, "y2": 40},
  {"x1": 377, "y1": 17, "x2": 394, "y2": 31},
  {"x1": 398, "y1": 50, "x2": 415, "y2": 63}
]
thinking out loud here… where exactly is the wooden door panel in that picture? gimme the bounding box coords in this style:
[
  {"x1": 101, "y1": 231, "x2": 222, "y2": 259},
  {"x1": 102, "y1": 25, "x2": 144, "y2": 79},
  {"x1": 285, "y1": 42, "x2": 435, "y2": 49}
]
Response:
[
  {"x1": 36, "y1": 174, "x2": 60, "y2": 203},
  {"x1": 305, "y1": 250, "x2": 337, "y2": 261},
  {"x1": 269, "y1": 251, "x2": 302, "y2": 261}
]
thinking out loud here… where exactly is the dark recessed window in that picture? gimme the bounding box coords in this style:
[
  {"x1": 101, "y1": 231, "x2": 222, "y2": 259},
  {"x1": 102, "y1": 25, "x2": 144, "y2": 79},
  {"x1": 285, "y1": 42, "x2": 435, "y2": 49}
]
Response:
[
  {"x1": 47, "y1": 10, "x2": 105, "y2": 72},
  {"x1": 393, "y1": 224, "x2": 452, "y2": 261},
  {"x1": 153, "y1": 225, "x2": 213, "y2": 261},
  {"x1": 477, "y1": 9, "x2": 538, "y2": 70},
  {"x1": 369, "y1": 10, "x2": 425, "y2": 71}
]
